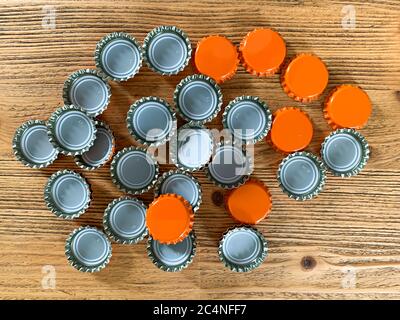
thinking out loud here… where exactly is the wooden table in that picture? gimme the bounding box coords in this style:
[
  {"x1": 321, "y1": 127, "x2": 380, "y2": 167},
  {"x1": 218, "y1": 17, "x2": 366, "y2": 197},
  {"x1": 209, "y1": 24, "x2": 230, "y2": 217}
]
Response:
[{"x1": 0, "y1": 0, "x2": 399, "y2": 300}]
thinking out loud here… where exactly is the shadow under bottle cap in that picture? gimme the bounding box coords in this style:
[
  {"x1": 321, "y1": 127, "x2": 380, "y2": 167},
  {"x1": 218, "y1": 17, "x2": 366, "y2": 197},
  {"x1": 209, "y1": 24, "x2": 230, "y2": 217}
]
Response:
[
  {"x1": 147, "y1": 231, "x2": 196, "y2": 272},
  {"x1": 13, "y1": 120, "x2": 58, "y2": 168},
  {"x1": 277, "y1": 151, "x2": 326, "y2": 200},
  {"x1": 127, "y1": 96, "x2": 176, "y2": 147},
  {"x1": 218, "y1": 226, "x2": 267, "y2": 272},
  {"x1": 95, "y1": 32, "x2": 143, "y2": 81},
  {"x1": 75, "y1": 120, "x2": 115, "y2": 170},
  {"x1": 222, "y1": 96, "x2": 272, "y2": 144},
  {"x1": 173, "y1": 74, "x2": 222, "y2": 124},
  {"x1": 321, "y1": 128, "x2": 369, "y2": 177},
  {"x1": 47, "y1": 105, "x2": 97, "y2": 156},
  {"x1": 63, "y1": 69, "x2": 111, "y2": 117},
  {"x1": 154, "y1": 170, "x2": 202, "y2": 212},
  {"x1": 206, "y1": 142, "x2": 253, "y2": 189},
  {"x1": 143, "y1": 26, "x2": 191, "y2": 75},
  {"x1": 103, "y1": 196, "x2": 148, "y2": 244},
  {"x1": 171, "y1": 123, "x2": 214, "y2": 171},
  {"x1": 110, "y1": 147, "x2": 159, "y2": 194},
  {"x1": 65, "y1": 226, "x2": 112, "y2": 272},
  {"x1": 44, "y1": 169, "x2": 91, "y2": 219}
]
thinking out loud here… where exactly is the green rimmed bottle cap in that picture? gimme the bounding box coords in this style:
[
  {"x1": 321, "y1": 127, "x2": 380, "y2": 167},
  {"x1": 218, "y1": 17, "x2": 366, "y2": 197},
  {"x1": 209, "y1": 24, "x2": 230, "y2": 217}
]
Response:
[
  {"x1": 218, "y1": 226, "x2": 267, "y2": 272},
  {"x1": 205, "y1": 141, "x2": 253, "y2": 189},
  {"x1": 173, "y1": 74, "x2": 222, "y2": 124},
  {"x1": 47, "y1": 105, "x2": 97, "y2": 156},
  {"x1": 222, "y1": 96, "x2": 272, "y2": 144},
  {"x1": 110, "y1": 146, "x2": 159, "y2": 194},
  {"x1": 63, "y1": 69, "x2": 111, "y2": 117},
  {"x1": 94, "y1": 32, "x2": 143, "y2": 82},
  {"x1": 170, "y1": 123, "x2": 214, "y2": 172},
  {"x1": 44, "y1": 169, "x2": 91, "y2": 219},
  {"x1": 103, "y1": 196, "x2": 148, "y2": 244},
  {"x1": 13, "y1": 120, "x2": 58, "y2": 168},
  {"x1": 154, "y1": 170, "x2": 202, "y2": 212},
  {"x1": 74, "y1": 120, "x2": 115, "y2": 170},
  {"x1": 65, "y1": 226, "x2": 112, "y2": 272},
  {"x1": 143, "y1": 25, "x2": 192, "y2": 75},
  {"x1": 147, "y1": 231, "x2": 196, "y2": 272},
  {"x1": 321, "y1": 128, "x2": 369, "y2": 177},
  {"x1": 126, "y1": 96, "x2": 176, "y2": 147},
  {"x1": 277, "y1": 151, "x2": 327, "y2": 200}
]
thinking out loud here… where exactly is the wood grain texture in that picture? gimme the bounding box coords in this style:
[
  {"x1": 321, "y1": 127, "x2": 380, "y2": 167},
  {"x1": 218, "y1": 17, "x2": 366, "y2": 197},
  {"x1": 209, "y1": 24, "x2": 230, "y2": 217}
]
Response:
[{"x1": 0, "y1": 0, "x2": 399, "y2": 300}]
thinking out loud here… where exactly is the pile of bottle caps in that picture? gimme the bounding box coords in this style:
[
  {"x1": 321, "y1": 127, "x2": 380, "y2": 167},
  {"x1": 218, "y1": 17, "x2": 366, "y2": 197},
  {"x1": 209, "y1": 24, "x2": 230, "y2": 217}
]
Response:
[{"x1": 13, "y1": 26, "x2": 371, "y2": 273}]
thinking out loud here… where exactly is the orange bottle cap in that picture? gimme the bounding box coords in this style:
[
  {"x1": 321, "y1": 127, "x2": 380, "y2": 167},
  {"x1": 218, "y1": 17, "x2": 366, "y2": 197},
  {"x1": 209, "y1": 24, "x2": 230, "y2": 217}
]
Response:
[
  {"x1": 239, "y1": 28, "x2": 286, "y2": 76},
  {"x1": 281, "y1": 53, "x2": 328, "y2": 102},
  {"x1": 146, "y1": 194, "x2": 194, "y2": 244},
  {"x1": 194, "y1": 35, "x2": 238, "y2": 83},
  {"x1": 225, "y1": 179, "x2": 272, "y2": 224},
  {"x1": 324, "y1": 85, "x2": 372, "y2": 129},
  {"x1": 270, "y1": 107, "x2": 313, "y2": 153}
]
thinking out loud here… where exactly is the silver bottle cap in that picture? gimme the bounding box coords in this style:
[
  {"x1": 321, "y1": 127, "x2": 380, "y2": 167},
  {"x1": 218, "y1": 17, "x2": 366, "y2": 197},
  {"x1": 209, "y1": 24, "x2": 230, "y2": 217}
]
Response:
[
  {"x1": 143, "y1": 26, "x2": 191, "y2": 75},
  {"x1": 65, "y1": 226, "x2": 112, "y2": 272},
  {"x1": 154, "y1": 170, "x2": 202, "y2": 212},
  {"x1": 174, "y1": 74, "x2": 222, "y2": 124},
  {"x1": 127, "y1": 96, "x2": 176, "y2": 147},
  {"x1": 13, "y1": 120, "x2": 58, "y2": 168},
  {"x1": 218, "y1": 226, "x2": 267, "y2": 272},
  {"x1": 44, "y1": 169, "x2": 91, "y2": 219},
  {"x1": 63, "y1": 69, "x2": 111, "y2": 117},
  {"x1": 94, "y1": 32, "x2": 142, "y2": 81},
  {"x1": 110, "y1": 147, "x2": 159, "y2": 194},
  {"x1": 321, "y1": 128, "x2": 369, "y2": 177},
  {"x1": 147, "y1": 231, "x2": 196, "y2": 272},
  {"x1": 47, "y1": 105, "x2": 97, "y2": 156},
  {"x1": 171, "y1": 123, "x2": 214, "y2": 171},
  {"x1": 75, "y1": 120, "x2": 115, "y2": 170},
  {"x1": 222, "y1": 96, "x2": 272, "y2": 144},
  {"x1": 206, "y1": 142, "x2": 253, "y2": 189},
  {"x1": 277, "y1": 151, "x2": 327, "y2": 200},
  {"x1": 103, "y1": 196, "x2": 148, "y2": 244}
]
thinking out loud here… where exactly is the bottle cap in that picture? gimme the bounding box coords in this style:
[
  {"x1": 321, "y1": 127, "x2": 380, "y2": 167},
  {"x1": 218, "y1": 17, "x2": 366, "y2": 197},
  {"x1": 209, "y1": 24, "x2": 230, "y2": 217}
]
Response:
[
  {"x1": 103, "y1": 196, "x2": 148, "y2": 244},
  {"x1": 127, "y1": 96, "x2": 176, "y2": 147},
  {"x1": 222, "y1": 96, "x2": 272, "y2": 144},
  {"x1": 147, "y1": 231, "x2": 196, "y2": 272},
  {"x1": 206, "y1": 142, "x2": 253, "y2": 189},
  {"x1": 173, "y1": 74, "x2": 222, "y2": 124},
  {"x1": 269, "y1": 107, "x2": 313, "y2": 153},
  {"x1": 225, "y1": 179, "x2": 272, "y2": 224},
  {"x1": 143, "y1": 26, "x2": 191, "y2": 75},
  {"x1": 194, "y1": 35, "x2": 239, "y2": 83},
  {"x1": 171, "y1": 123, "x2": 214, "y2": 171},
  {"x1": 154, "y1": 170, "x2": 202, "y2": 212},
  {"x1": 74, "y1": 120, "x2": 115, "y2": 170},
  {"x1": 281, "y1": 53, "x2": 328, "y2": 103},
  {"x1": 277, "y1": 151, "x2": 326, "y2": 200},
  {"x1": 321, "y1": 128, "x2": 369, "y2": 177},
  {"x1": 13, "y1": 120, "x2": 58, "y2": 168},
  {"x1": 94, "y1": 32, "x2": 142, "y2": 81},
  {"x1": 218, "y1": 226, "x2": 267, "y2": 272},
  {"x1": 239, "y1": 28, "x2": 286, "y2": 76},
  {"x1": 146, "y1": 194, "x2": 194, "y2": 244},
  {"x1": 324, "y1": 85, "x2": 372, "y2": 129},
  {"x1": 110, "y1": 147, "x2": 159, "y2": 194},
  {"x1": 44, "y1": 169, "x2": 91, "y2": 219},
  {"x1": 65, "y1": 226, "x2": 112, "y2": 272},
  {"x1": 47, "y1": 105, "x2": 97, "y2": 156},
  {"x1": 63, "y1": 69, "x2": 111, "y2": 117}
]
